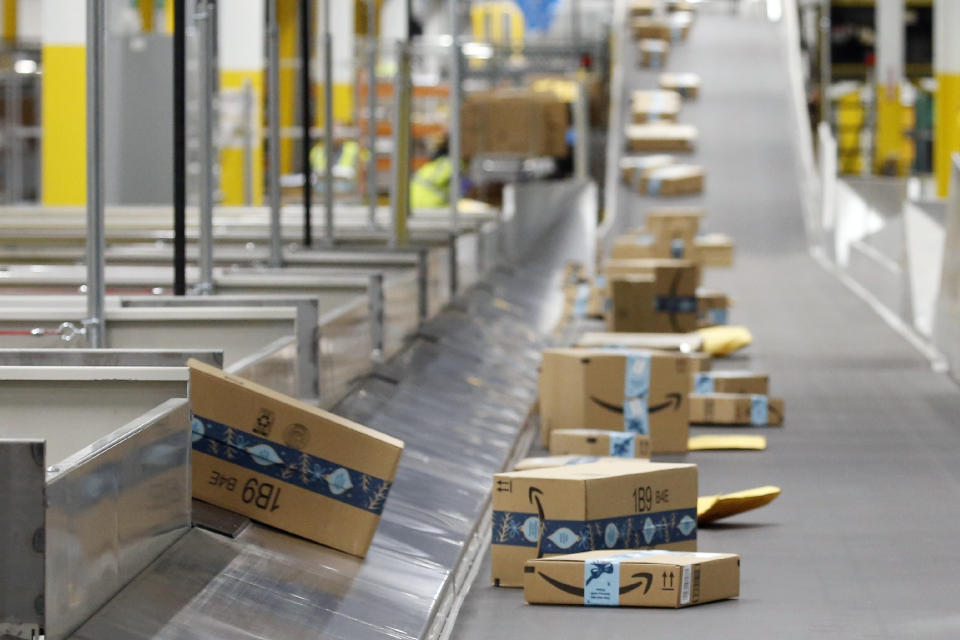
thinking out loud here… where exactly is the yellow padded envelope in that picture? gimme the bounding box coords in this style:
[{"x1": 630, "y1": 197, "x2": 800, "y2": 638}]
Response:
[
  {"x1": 688, "y1": 434, "x2": 767, "y2": 451},
  {"x1": 698, "y1": 485, "x2": 781, "y2": 524},
  {"x1": 696, "y1": 325, "x2": 753, "y2": 357}
]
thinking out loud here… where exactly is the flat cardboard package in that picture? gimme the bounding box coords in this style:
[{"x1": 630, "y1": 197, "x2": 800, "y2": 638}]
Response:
[
  {"x1": 631, "y1": 17, "x2": 671, "y2": 40},
  {"x1": 659, "y1": 72, "x2": 701, "y2": 99},
  {"x1": 611, "y1": 233, "x2": 664, "y2": 259},
  {"x1": 189, "y1": 360, "x2": 404, "y2": 557},
  {"x1": 576, "y1": 330, "x2": 705, "y2": 355},
  {"x1": 608, "y1": 263, "x2": 700, "y2": 334},
  {"x1": 625, "y1": 123, "x2": 697, "y2": 152},
  {"x1": 491, "y1": 459, "x2": 699, "y2": 587},
  {"x1": 514, "y1": 455, "x2": 612, "y2": 471},
  {"x1": 689, "y1": 393, "x2": 785, "y2": 426},
  {"x1": 697, "y1": 290, "x2": 730, "y2": 326},
  {"x1": 631, "y1": 90, "x2": 683, "y2": 123},
  {"x1": 539, "y1": 348, "x2": 691, "y2": 453},
  {"x1": 693, "y1": 233, "x2": 735, "y2": 267},
  {"x1": 639, "y1": 164, "x2": 705, "y2": 196},
  {"x1": 460, "y1": 89, "x2": 569, "y2": 158},
  {"x1": 693, "y1": 371, "x2": 769, "y2": 395},
  {"x1": 639, "y1": 38, "x2": 670, "y2": 68},
  {"x1": 621, "y1": 155, "x2": 674, "y2": 190},
  {"x1": 550, "y1": 429, "x2": 653, "y2": 460},
  {"x1": 524, "y1": 550, "x2": 739, "y2": 607}
]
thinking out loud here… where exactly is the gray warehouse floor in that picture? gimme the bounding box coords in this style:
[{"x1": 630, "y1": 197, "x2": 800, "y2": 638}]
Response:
[{"x1": 453, "y1": 9, "x2": 960, "y2": 639}]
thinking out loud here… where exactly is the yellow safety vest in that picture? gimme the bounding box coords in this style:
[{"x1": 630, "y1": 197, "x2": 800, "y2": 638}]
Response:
[{"x1": 410, "y1": 156, "x2": 452, "y2": 208}]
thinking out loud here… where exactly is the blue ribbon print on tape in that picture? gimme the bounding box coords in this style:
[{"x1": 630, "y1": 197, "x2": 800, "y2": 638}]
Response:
[
  {"x1": 539, "y1": 508, "x2": 698, "y2": 555},
  {"x1": 492, "y1": 511, "x2": 540, "y2": 547},
  {"x1": 572, "y1": 283, "x2": 590, "y2": 318},
  {"x1": 623, "y1": 353, "x2": 651, "y2": 434},
  {"x1": 608, "y1": 432, "x2": 636, "y2": 458},
  {"x1": 694, "y1": 372, "x2": 714, "y2": 394},
  {"x1": 709, "y1": 307, "x2": 728, "y2": 325},
  {"x1": 671, "y1": 237, "x2": 686, "y2": 258},
  {"x1": 191, "y1": 415, "x2": 392, "y2": 515},
  {"x1": 655, "y1": 296, "x2": 698, "y2": 313},
  {"x1": 584, "y1": 558, "x2": 621, "y2": 606},
  {"x1": 651, "y1": 51, "x2": 661, "y2": 68},
  {"x1": 648, "y1": 176, "x2": 662, "y2": 196},
  {"x1": 750, "y1": 395, "x2": 769, "y2": 426}
]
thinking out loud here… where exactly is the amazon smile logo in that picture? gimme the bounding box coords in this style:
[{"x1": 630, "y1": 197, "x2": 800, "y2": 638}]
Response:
[
  {"x1": 537, "y1": 570, "x2": 654, "y2": 597},
  {"x1": 589, "y1": 393, "x2": 683, "y2": 414}
]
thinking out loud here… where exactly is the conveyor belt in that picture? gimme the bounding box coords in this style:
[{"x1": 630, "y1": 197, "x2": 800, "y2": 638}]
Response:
[{"x1": 452, "y1": 7, "x2": 960, "y2": 639}]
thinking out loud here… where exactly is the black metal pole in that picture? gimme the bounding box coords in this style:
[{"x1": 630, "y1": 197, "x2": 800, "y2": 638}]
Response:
[
  {"x1": 173, "y1": 0, "x2": 186, "y2": 294},
  {"x1": 300, "y1": 0, "x2": 312, "y2": 246}
]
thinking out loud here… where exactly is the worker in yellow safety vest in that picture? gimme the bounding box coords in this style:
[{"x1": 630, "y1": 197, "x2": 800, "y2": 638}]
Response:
[{"x1": 410, "y1": 139, "x2": 455, "y2": 209}]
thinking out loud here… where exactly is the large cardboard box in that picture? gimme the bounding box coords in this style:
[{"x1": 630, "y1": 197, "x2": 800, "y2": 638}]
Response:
[
  {"x1": 639, "y1": 38, "x2": 669, "y2": 68},
  {"x1": 689, "y1": 393, "x2": 785, "y2": 426},
  {"x1": 550, "y1": 429, "x2": 653, "y2": 460},
  {"x1": 539, "y1": 348, "x2": 691, "y2": 453},
  {"x1": 189, "y1": 360, "x2": 404, "y2": 557},
  {"x1": 524, "y1": 550, "x2": 739, "y2": 607},
  {"x1": 621, "y1": 155, "x2": 674, "y2": 189},
  {"x1": 608, "y1": 263, "x2": 700, "y2": 334},
  {"x1": 631, "y1": 17, "x2": 671, "y2": 40},
  {"x1": 693, "y1": 233, "x2": 735, "y2": 266},
  {"x1": 626, "y1": 123, "x2": 697, "y2": 152},
  {"x1": 631, "y1": 90, "x2": 682, "y2": 123},
  {"x1": 659, "y1": 72, "x2": 701, "y2": 99},
  {"x1": 639, "y1": 165, "x2": 705, "y2": 196},
  {"x1": 491, "y1": 459, "x2": 699, "y2": 587},
  {"x1": 693, "y1": 371, "x2": 769, "y2": 395},
  {"x1": 460, "y1": 89, "x2": 569, "y2": 158}
]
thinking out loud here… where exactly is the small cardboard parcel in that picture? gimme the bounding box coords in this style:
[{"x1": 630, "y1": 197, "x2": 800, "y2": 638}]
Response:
[{"x1": 189, "y1": 359, "x2": 404, "y2": 558}]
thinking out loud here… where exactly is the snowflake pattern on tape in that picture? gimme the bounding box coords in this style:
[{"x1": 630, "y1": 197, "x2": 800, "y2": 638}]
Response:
[
  {"x1": 191, "y1": 414, "x2": 392, "y2": 515},
  {"x1": 539, "y1": 508, "x2": 698, "y2": 555},
  {"x1": 492, "y1": 511, "x2": 540, "y2": 547}
]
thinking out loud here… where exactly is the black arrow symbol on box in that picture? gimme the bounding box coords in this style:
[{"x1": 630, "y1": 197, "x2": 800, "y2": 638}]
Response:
[
  {"x1": 538, "y1": 571, "x2": 653, "y2": 597},
  {"x1": 590, "y1": 393, "x2": 683, "y2": 414}
]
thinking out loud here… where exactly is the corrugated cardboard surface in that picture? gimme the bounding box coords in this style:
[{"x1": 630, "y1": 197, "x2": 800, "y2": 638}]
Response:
[
  {"x1": 689, "y1": 392, "x2": 785, "y2": 426},
  {"x1": 188, "y1": 360, "x2": 404, "y2": 557},
  {"x1": 539, "y1": 348, "x2": 691, "y2": 453},
  {"x1": 608, "y1": 263, "x2": 700, "y2": 334},
  {"x1": 461, "y1": 89, "x2": 569, "y2": 158},
  {"x1": 550, "y1": 429, "x2": 652, "y2": 459},
  {"x1": 491, "y1": 460, "x2": 699, "y2": 587},
  {"x1": 631, "y1": 90, "x2": 683, "y2": 123},
  {"x1": 693, "y1": 370, "x2": 769, "y2": 395},
  {"x1": 640, "y1": 165, "x2": 705, "y2": 196},
  {"x1": 625, "y1": 123, "x2": 698, "y2": 152},
  {"x1": 659, "y1": 72, "x2": 701, "y2": 99},
  {"x1": 693, "y1": 233, "x2": 735, "y2": 266},
  {"x1": 524, "y1": 550, "x2": 739, "y2": 607}
]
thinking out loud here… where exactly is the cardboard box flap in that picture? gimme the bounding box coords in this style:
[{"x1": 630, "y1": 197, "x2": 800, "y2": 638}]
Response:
[
  {"x1": 534, "y1": 549, "x2": 737, "y2": 565},
  {"x1": 498, "y1": 459, "x2": 693, "y2": 481}
]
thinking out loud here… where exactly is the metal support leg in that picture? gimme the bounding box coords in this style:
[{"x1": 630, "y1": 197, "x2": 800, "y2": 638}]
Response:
[
  {"x1": 366, "y1": 0, "x2": 378, "y2": 228},
  {"x1": 197, "y1": 0, "x2": 216, "y2": 295},
  {"x1": 85, "y1": 0, "x2": 106, "y2": 347},
  {"x1": 574, "y1": 76, "x2": 589, "y2": 181},
  {"x1": 448, "y1": 231, "x2": 458, "y2": 297},
  {"x1": 448, "y1": 1, "x2": 461, "y2": 236},
  {"x1": 300, "y1": 0, "x2": 312, "y2": 246},
  {"x1": 267, "y1": 0, "x2": 283, "y2": 267},
  {"x1": 417, "y1": 247, "x2": 429, "y2": 323},
  {"x1": 368, "y1": 273, "x2": 385, "y2": 359},
  {"x1": 389, "y1": 40, "x2": 411, "y2": 248},
  {"x1": 323, "y1": 24, "x2": 335, "y2": 247},
  {"x1": 174, "y1": 0, "x2": 187, "y2": 295},
  {"x1": 241, "y1": 79, "x2": 254, "y2": 206}
]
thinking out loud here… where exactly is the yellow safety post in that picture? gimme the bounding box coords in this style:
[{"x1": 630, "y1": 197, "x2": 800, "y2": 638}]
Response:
[
  {"x1": 3, "y1": 0, "x2": 17, "y2": 44},
  {"x1": 934, "y1": 0, "x2": 960, "y2": 197},
  {"x1": 873, "y1": 0, "x2": 904, "y2": 175},
  {"x1": 470, "y1": 1, "x2": 525, "y2": 53},
  {"x1": 41, "y1": 1, "x2": 86, "y2": 205},
  {"x1": 138, "y1": 0, "x2": 154, "y2": 32},
  {"x1": 279, "y1": 0, "x2": 297, "y2": 175}
]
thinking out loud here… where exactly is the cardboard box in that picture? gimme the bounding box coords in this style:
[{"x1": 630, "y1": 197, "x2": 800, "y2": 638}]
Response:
[
  {"x1": 668, "y1": 10, "x2": 695, "y2": 39},
  {"x1": 611, "y1": 233, "x2": 663, "y2": 259},
  {"x1": 697, "y1": 290, "x2": 730, "y2": 326},
  {"x1": 629, "y1": 0, "x2": 655, "y2": 16},
  {"x1": 550, "y1": 429, "x2": 653, "y2": 460},
  {"x1": 689, "y1": 393, "x2": 785, "y2": 426},
  {"x1": 639, "y1": 38, "x2": 669, "y2": 68},
  {"x1": 646, "y1": 207, "x2": 704, "y2": 258},
  {"x1": 491, "y1": 459, "x2": 699, "y2": 587},
  {"x1": 621, "y1": 155, "x2": 674, "y2": 188},
  {"x1": 188, "y1": 360, "x2": 404, "y2": 557},
  {"x1": 524, "y1": 550, "x2": 739, "y2": 607},
  {"x1": 460, "y1": 89, "x2": 569, "y2": 159},
  {"x1": 693, "y1": 233, "x2": 735, "y2": 267},
  {"x1": 639, "y1": 164, "x2": 705, "y2": 196},
  {"x1": 693, "y1": 371, "x2": 769, "y2": 395},
  {"x1": 625, "y1": 123, "x2": 697, "y2": 152},
  {"x1": 631, "y1": 17, "x2": 671, "y2": 40},
  {"x1": 538, "y1": 348, "x2": 691, "y2": 453},
  {"x1": 602, "y1": 257, "x2": 698, "y2": 280},
  {"x1": 660, "y1": 72, "x2": 701, "y2": 99},
  {"x1": 631, "y1": 90, "x2": 682, "y2": 123},
  {"x1": 608, "y1": 262, "x2": 700, "y2": 334},
  {"x1": 563, "y1": 278, "x2": 608, "y2": 320}
]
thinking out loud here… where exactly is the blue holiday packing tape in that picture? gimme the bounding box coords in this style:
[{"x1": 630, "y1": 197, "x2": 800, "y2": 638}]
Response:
[
  {"x1": 572, "y1": 282, "x2": 590, "y2": 318},
  {"x1": 492, "y1": 510, "x2": 541, "y2": 548},
  {"x1": 655, "y1": 296, "x2": 698, "y2": 314},
  {"x1": 191, "y1": 414, "x2": 393, "y2": 515},
  {"x1": 648, "y1": 176, "x2": 663, "y2": 196},
  {"x1": 708, "y1": 307, "x2": 728, "y2": 325},
  {"x1": 623, "y1": 353, "x2": 652, "y2": 434},
  {"x1": 608, "y1": 432, "x2": 636, "y2": 457},
  {"x1": 671, "y1": 237, "x2": 686, "y2": 258},
  {"x1": 540, "y1": 508, "x2": 698, "y2": 555},
  {"x1": 694, "y1": 372, "x2": 715, "y2": 394},
  {"x1": 750, "y1": 395, "x2": 769, "y2": 426}
]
